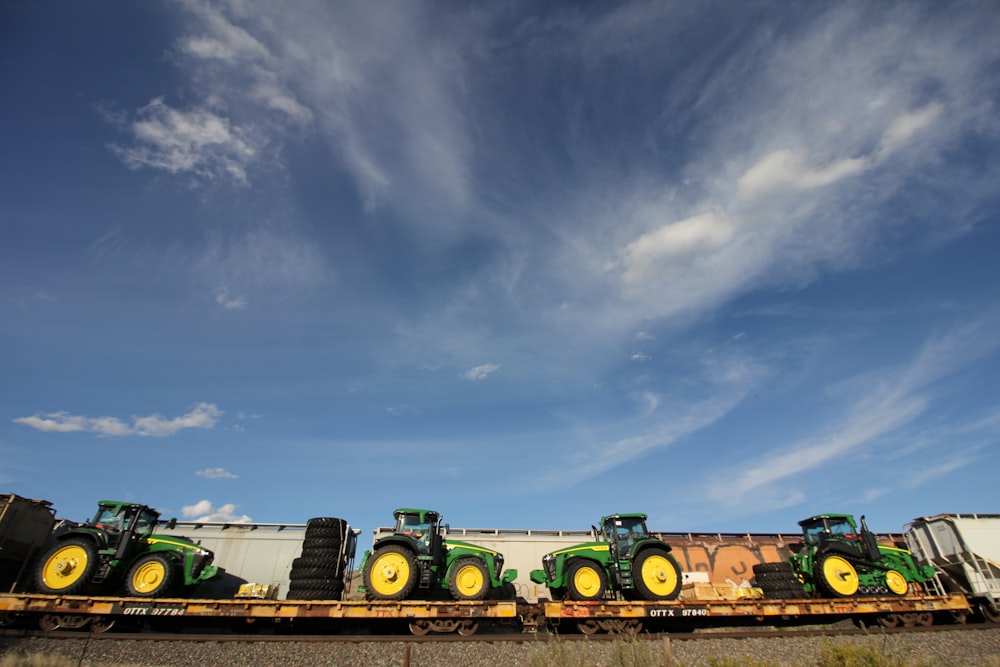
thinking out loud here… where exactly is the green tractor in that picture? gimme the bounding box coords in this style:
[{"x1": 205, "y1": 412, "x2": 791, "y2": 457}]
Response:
[
  {"x1": 754, "y1": 513, "x2": 935, "y2": 599},
  {"x1": 359, "y1": 508, "x2": 517, "y2": 602},
  {"x1": 34, "y1": 500, "x2": 221, "y2": 598},
  {"x1": 529, "y1": 513, "x2": 683, "y2": 601}
]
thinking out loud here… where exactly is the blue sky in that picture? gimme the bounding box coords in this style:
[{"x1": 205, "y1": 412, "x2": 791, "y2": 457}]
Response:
[{"x1": 2, "y1": 1, "x2": 998, "y2": 540}]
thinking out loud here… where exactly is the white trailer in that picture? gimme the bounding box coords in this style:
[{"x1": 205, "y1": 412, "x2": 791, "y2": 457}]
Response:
[{"x1": 905, "y1": 513, "x2": 1000, "y2": 620}]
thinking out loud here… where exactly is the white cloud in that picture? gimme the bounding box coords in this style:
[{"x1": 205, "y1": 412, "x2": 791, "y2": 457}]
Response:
[
  {"x1": 738, "y1": 149, "x2": 868, "y2": 200},
  {"x1": 619, "y1": 211, "x2": 737, "y2": 289},
  {"x1": 110, "y1": 98, "x2": 256, "y2": 183},
  {"x1": 196, "y1": 467, "x2": 238, "y2": 479},
  {"x1": 215, "y1": 286, "x2": 247, "y2": 310},
  {"x1": 737, "y1": 103, "x2": 943, "y2": 200},
  {"x1": 464, "y1": 363, "x2": 501, "y2": 381},
  {"x1": 181, "y1": 499, "x2": 251, "y2": 523},
  {"x1": 14, "y1": 403, "x2": 222, "y2": 437}
]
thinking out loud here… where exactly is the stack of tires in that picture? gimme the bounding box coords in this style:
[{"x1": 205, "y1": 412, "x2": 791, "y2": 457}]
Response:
[
  {"x1": 286, "y1": 517, "x2": 350, "y2": 601},
  {"x1": 752, "y1": 562, "x2": 808, "y2": 599}
]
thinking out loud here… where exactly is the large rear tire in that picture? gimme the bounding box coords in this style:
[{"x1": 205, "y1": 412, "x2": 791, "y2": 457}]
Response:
[
  {"x1": 35, "y1": 538, "x2": 99, "y2": 595},
  {"x1": 567, "y1": 560, "x2": 607, "y2": 601},
  {"x1": 634, "y1": 550, "x2": 682, "y2": 601},
  {"x1": 126, "y1": 553, "x2": 177, "y2": 598},
  {"x1": 363, "y1": 544, "x2": 417, "y2": 600},
  {"x1": 817, "y1": 554, "x2": 859, "y2": 597}
]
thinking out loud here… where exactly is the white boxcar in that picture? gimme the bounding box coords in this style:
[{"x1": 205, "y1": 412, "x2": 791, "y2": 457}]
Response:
[
  {"x1": 158, "y1": 522, "x2": 309, "y2": 599},
  {"x1": 905, "y1": 513, "x2": 1000, "y2": 620}
]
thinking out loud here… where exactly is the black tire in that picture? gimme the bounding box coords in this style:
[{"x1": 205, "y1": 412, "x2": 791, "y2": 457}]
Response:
[
  {"x1": 448, "y1": 557, "x2": 490, "y2": 601},
  {"x1": 292, "y1": 556, "x2": 339, "y2": 571},
  {"x1": 35, "y1": 538, "x2": 99, "y2": 595},
  {"x1": 286, "y1": 586, "x2": 343, "y2": 601},
  {"x1": 287, "y1": 579, "x2": 345, "y2": 593},
  {"x1": 302, "y1": 536, "x2": 343, "y2": 550},
  {"x1": 633, "y1": 549, "x2": 682, "y2": 601},
  {"x1": 298, "y1": 546, "x2": 345, "y2": 560},
  {"x1": 304, "y1": 525, "x2": 348, "y2": 540},
  {"x1": 306, "y1": 517, "x2": 348, "y2": 530},
  {"x1": 753, "y1": 562, "x2": 793, "y2": 575},
  {"x1": 290, "y1": 566, "x2": 342, "y2": 580},
  {"x1": 125, "y1": 553, "x2": 178, "y2": 598},
  {"x1": 363, "y1": 544, "x2": 417, "y2": 600},
  {"x1": 567, "y1": 560, "x2": 607, "y2": 601}
]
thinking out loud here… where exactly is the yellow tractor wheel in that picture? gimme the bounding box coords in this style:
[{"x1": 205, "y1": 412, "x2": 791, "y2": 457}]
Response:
[
  {"x1": 35, "y1": 539, "x2": 98, "y2": 595},
  {"x1": 449, "y1": 557, "x2": 489, "y2": 601},
  {"x1": 364, "y1": 545, "x2": 417, "y2": 600},
  {"x1": 635, "y1": 550, "x2": 682, "y2": 600},
  {"x1": 818, "y1": 554, "x2": 860, "y2": 597},
  {"x1": 567, "y1": 560, "x2": 607, "y2": 601},
  {"x1": 884, "y1": 569, "x2": 909, "y2": 596}
]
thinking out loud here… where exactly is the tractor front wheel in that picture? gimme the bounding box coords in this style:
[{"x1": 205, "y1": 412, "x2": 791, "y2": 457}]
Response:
[
  {"x1": 884, "y1": 569, "x2": 909, "y2": 596},
  {"x1": 35, "y1": 539, "x2": 98, "y2": 595},
  {"x1": 567, "y1": 560, "x2": 607, "y2": 601},
  {"x1": 363, "y1": 545, "x2": 417, "y2": 600},
  {"x1": 449, "y1": 557, "x2": 490, "y2": 601},
  {"x1": 817, "y1": 554, "x2": 860, "y2": 597},
  {"x1": 126, "y1": 553, "x2": 177, "y2": 597},
  {"x1": 634, "y1": 550, "x2": 682, "y2": 601}
]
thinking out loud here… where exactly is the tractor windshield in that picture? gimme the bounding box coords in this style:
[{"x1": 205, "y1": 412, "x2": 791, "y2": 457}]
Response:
[
  {"x1": 802, "y1": 517, "x2": 856, "y2": 545},
  {"x1": 396, "y1": 513, "x2": 434, "y2": 554},
  {"x1": 134, "y1": 508, "x2": 158, "y2": 536},
  {"x1": 611, "y1": 516, "x2": 650, "y2": 557},
  {"x1": 92, "y1": 507, "x2": 124, "y2": 532}
]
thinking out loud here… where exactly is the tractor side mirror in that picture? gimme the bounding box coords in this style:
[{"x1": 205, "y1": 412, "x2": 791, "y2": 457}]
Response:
[{"x1": 167, "y1": 518, "x2": 177, "y2": 529}]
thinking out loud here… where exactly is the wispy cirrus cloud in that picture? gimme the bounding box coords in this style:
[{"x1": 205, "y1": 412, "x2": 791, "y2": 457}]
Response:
[
  {"x1": 14, "y1": 403, "x2": 222, "y2": 437},
  {"x1": 707, "y1": 318, "x2": 1000, "y2": 510},
  {"x1": 109, "y1": 98, "x2": 257, "y2": 184}
]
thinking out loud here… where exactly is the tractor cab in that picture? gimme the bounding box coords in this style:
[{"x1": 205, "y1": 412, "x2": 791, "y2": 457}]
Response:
[
  {"x1": 800, "y1": 514, "x2": 858, "y2": 547},
  {"x1": 602, "y1": 513, "x2": 654, "y2": 560},
  {"x1": 88, "y1": 501, "x2": 161, "y2": 557},
  {"x1": 392, "y1": 508, "x2": 442, "y2": 558},
  {"x1": 798, "y1": 513, "x2": 881, "y2": 563}
]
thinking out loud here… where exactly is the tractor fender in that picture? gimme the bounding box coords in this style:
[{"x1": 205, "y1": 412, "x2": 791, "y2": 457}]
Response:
[
  {"x1": 371, "y1": 536, "x2": 419, "y2": 556},
  {"x1": 817, "y1": 542, "x2": 864, "y2": 562},
  {"x1": 635, "y1": 538, "x2": 672, "y2": 554},
  {"x1": 56, "y1": 529, "x2": 107, "y2": 550}
]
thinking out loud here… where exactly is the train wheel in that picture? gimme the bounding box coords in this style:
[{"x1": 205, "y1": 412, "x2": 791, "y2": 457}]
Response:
[
  {"x1": 878, "y1": 613, "x2": 902, "y2": 629},
  {"x1": 979, "y1": 601, "x2": 1000, "y2": 624},
  {"x1": 634, "y1": 550, "x2": 682, "y2": 601},
  {"x1": 817, "y1": 554, "x2": 859, "y2": 597},
  {"x1": 363, "y1": 545, "x2": 417, "y2": 600},
  {"x1": 126, "y1": 553, "x2": 176, "y2": 597},
  {"x1": 884, "y1": 570, "x2": 909, "y2": 596},
  {"x1": 456, "y1": 620, "x2": 479, "y2": 636},
  {"x1": 577, "y1": 619, "x2": 601, "y2": 635},
  {"x1": 38, "y1": 615, "x2": 62, "y2": 632},
  {"x1": 567, "y1": 560, "x2": 607, "y2": 601},
  {"x1": 409, "y1": 621, "x2": 431, "y2": 636},
  {"x1": 91, "y1": 616, "x2": 116, "y2": 633},
  {"x1": 35, "y1": 539, "x2": 98, "y2": 595},
  {"x1": 449, "y1": 557, "x2": 489, "y2": 601}
]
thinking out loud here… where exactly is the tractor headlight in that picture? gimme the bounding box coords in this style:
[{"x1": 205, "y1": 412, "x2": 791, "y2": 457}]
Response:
[{"x1": 543, "y1": 554, "x2": 556, "y2": 580}]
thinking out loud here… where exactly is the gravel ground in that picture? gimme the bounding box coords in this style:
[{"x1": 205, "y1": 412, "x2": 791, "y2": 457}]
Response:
[{"x1": 2, "y1": 628, "x2": 1000, "y2": 667}]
